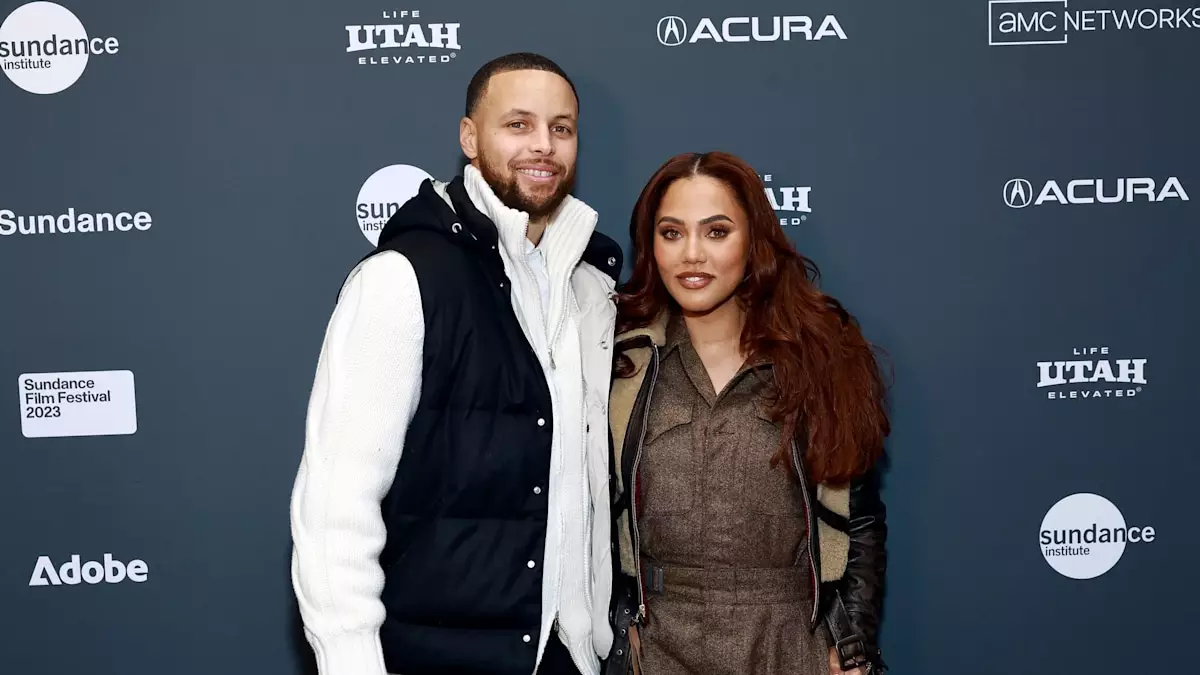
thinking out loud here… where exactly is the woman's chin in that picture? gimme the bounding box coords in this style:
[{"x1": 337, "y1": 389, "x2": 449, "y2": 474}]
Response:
[{"x1": 670, "y1": 294, "x2": 729, "y2": 317}]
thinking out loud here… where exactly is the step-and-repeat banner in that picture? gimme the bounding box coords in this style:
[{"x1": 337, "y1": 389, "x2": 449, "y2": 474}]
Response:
[{"x1": 2, "y1": 1, "x2": 1196, "y2": 673}]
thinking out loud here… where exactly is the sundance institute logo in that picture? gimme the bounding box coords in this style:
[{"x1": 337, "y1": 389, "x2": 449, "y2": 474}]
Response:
[
  {"x1": 1039, "y1": 493, "x2": 1154, "y2": 579},
  {"x1": 0, "y1": 2, "x2": 119, "y2": 94},
  {"x1": 354, "y1": 164, "x2": 432, "y2": 245}
]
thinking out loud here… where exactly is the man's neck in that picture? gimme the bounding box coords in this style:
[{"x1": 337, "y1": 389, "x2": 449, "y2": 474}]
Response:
[
  {"x1": 527, "y1": 219, "x2": 548, "y2": 247},
  {"x1": 461, "y1": 165, "x2": 597, "y2": 261}
]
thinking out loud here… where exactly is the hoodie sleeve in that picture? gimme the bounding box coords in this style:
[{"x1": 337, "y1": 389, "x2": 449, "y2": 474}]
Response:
[{"x1": 289, "y1": 251, "x2": 424, "y2": 675}]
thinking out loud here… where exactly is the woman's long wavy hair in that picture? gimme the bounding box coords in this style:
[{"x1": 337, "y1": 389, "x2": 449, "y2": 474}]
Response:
[{"x1": 617, "y1": 151, "x2": 891, "y2": 485}]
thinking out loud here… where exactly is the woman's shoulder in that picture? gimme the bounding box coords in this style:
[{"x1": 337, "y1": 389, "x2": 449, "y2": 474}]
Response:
[{"x1": 616, "y1": 310, "x2": 670, "y2": 346}]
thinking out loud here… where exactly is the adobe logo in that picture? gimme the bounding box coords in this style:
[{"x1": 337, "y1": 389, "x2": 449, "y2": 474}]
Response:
[{"x1": 28, "y1": 553, "x2": 148, "y2": 586}]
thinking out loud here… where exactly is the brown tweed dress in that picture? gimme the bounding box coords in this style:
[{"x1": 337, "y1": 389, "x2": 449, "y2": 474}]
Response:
[{"x1": 636, "y1": 315, "x2": 831, "y2": 675}]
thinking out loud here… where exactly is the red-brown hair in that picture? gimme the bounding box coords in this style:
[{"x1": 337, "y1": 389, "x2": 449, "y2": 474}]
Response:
[{"x1": 617, "y1": 151, "x2": 890, "y2": 485}]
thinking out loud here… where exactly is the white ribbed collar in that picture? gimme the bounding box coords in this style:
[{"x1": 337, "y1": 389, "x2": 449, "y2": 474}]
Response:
[
  {"x1": 462, "y1": 163, "x2": 598, "y2": 282},
  {"x1": 461, "y1": 163, "x2": 599, "y2": 360}
]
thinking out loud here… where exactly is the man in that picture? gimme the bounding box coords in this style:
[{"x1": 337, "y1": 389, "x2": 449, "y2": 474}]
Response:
[{"x1": 290, "y1": 53, "x2": 622, "y2": 675}]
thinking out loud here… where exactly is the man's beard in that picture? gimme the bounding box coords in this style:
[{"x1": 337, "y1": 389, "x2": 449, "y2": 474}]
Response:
[{"x1": 477, "y1": 152, "x2": 576, "y2": 222}]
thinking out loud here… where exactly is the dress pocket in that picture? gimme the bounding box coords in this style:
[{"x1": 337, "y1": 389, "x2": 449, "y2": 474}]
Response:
[
  {"x1": 736, "y1": 398, "x2": 804, "y2": 517},
  {"x1": 638, "y1": 397, "x2": 694, "y2": 516}
]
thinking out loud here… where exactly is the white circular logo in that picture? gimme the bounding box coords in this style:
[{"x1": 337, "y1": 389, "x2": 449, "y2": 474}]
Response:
[
  {"x1": 1004, "y1": 178, "x2": 1033, "y2": 208},
  {"x1": 0, "y1": 2, "x2": 111, "y2": 94},
  {"x1": 355, "y1": 164, "x2": 433, "y2": 246},
  {"x1": 1039, "y1": 493, "x2": 1154, "y2": 579},
  {"x1": 657, "y1": 16, "x2": 687, "y2": 47}
]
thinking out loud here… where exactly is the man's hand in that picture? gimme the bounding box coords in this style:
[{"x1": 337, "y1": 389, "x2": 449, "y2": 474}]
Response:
[{"x1": 828, "y1": 646, "x2": 865, "y2": 675}]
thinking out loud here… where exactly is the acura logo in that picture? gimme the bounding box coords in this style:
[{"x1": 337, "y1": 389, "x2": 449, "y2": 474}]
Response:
[
  {"x1": 1004, "y1": 178, "x2": 1033, "y2": 208},
  {"x1": 657, "y1": 16, "x2": 687, "y2": 46}
]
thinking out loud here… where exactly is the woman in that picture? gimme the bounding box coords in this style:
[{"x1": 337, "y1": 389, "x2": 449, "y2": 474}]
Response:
[{"x1": 605, "y1": 152, "x2": 890, "y2": 675}]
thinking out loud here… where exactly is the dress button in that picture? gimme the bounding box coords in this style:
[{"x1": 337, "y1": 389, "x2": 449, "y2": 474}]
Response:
[
  {"x1": 527, "y1": 560, "x2": 536, "y2": 569},
  {"x1": 533, "y1": 486, "x2": 542, "y2": 494},
  {"x1": 523, "y1": 634, "x2": 532, "y2": 643},
  {"x1": 537, "y1": 418, "x2": 546, "y2": 427}
]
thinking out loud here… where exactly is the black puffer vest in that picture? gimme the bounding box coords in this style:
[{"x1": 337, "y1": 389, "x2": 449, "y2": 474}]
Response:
[{"x1": 358, "y1": 176, "x2": 620, "y2": 675}]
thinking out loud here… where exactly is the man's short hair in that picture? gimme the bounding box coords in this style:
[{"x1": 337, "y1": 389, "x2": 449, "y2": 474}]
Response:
[{"x1": 464, "y1": 52, "x2": 579, "y2": 118}]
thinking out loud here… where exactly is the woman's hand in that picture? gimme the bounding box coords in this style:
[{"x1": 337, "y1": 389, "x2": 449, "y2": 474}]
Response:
[{"x1": 828, "y1": 646, "x2": 865, "y2": 675}]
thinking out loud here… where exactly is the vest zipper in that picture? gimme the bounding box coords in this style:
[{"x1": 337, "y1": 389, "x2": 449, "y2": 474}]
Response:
[
  {"x1": 791, "y1": 438, "x2": 821, "y2": 624},
  {"x1": 629, "y1": 344, "x2": 660, "y2": 624}
]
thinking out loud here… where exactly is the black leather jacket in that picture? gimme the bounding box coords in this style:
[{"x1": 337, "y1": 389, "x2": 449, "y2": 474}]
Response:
[{"x1": 605, "y1": 335, "x2": 888, "y2": 673}]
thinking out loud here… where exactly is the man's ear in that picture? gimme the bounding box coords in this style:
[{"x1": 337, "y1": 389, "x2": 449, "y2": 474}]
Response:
[{"x1": 459, "y1": 117, "x2": 478, "y2": 160}]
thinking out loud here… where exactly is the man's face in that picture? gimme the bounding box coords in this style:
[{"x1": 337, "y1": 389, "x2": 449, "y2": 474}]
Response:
[{"x1": 461, "y1": 69, "x2": 578, "y2": 221}]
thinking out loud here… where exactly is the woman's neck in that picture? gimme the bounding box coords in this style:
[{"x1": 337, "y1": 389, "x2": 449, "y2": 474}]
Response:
[{"x1": 682, "y1": 298, "x2": 746, "y2": 355}]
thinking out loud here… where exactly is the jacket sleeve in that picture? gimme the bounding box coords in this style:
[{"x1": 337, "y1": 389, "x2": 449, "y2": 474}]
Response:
[
  {"x1": 289, "y1": 252, "x2": 425, "y2": 675},
  {"x1": 826, "y1": 463, "x2": 888, "y2": 671}
]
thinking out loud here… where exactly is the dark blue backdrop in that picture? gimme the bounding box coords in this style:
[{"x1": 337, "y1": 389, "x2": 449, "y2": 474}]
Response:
[{"x1": 2, "y1": 1, "x2": 1197, "y2": 673}]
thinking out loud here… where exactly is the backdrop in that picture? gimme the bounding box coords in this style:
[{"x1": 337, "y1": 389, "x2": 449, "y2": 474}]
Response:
[{"x1": 2, "y1": 0, "x2": 1198, "y2": 673}]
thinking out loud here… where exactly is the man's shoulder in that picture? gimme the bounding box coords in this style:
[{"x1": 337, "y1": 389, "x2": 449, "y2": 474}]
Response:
[
  {"x1": 340, "y1": 250, "x2": 418, "y2": 299},
  {"x1": 578, "y1": 230, "x2": 623, "y2": 285},
  {"x1": 359, "y1": 234, "x2": 498, "y2": 322},
  {"x1": 370, "y1": 228, "x2": 477, "y2": 276}
]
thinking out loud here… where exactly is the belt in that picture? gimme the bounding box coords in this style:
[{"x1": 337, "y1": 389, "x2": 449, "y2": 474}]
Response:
[{"x1": 642, "y1": 559, "x2": 810, "y2": 604}]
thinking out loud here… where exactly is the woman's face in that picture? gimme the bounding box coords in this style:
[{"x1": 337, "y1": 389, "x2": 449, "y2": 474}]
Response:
[{"x1": 652, "y1": 175, "x2": 750, "y2": 317}]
